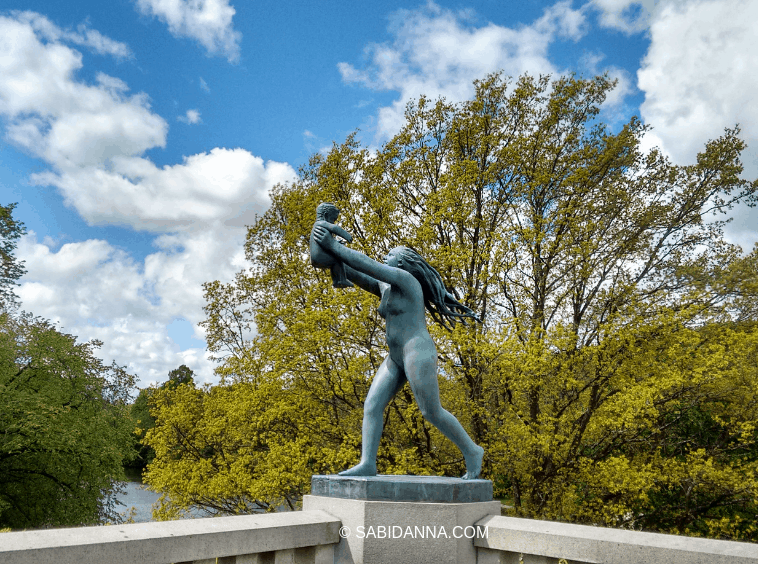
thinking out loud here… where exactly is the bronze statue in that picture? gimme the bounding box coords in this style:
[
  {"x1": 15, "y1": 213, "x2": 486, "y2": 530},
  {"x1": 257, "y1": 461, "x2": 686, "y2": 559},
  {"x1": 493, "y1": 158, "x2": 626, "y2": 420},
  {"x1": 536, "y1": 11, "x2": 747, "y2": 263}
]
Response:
[{"x1": 312, "y1": 215, "x2": 484, "y2": 479}]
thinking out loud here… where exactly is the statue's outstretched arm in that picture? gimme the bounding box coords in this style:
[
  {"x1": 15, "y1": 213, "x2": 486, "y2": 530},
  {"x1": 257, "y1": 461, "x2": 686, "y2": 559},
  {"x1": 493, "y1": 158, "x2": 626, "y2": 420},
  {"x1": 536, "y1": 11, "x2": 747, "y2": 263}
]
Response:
[
  {"x1": 312, "y1": 226, "x2": 410, "y2": 287},
  {"x1": 344, "y1": 265, "x2": 381, "y2": 297}
]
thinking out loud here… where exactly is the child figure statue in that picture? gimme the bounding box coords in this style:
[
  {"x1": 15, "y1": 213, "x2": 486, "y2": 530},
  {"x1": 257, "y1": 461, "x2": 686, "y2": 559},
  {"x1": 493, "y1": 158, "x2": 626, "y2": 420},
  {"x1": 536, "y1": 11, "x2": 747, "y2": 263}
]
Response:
[{"x1": 310, "y1": 202, "x2": 354, "y2": 288}]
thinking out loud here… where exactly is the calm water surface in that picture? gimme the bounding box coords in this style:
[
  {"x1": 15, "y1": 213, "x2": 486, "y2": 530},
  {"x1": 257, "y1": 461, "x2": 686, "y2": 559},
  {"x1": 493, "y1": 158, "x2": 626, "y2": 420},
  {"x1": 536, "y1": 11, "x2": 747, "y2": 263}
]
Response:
[
  {"x1": 116, "y1": 482, "x2": 205, "y2": 522},
  {"x1": 116, "y1": 481, "x2": 161, "y2": 523}
]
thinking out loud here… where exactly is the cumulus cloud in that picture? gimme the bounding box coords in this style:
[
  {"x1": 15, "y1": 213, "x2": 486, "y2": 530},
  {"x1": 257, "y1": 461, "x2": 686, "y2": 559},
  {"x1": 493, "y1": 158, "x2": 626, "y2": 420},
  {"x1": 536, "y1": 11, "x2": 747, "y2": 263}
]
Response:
[
  {"x1": 0, "y1": 15, "x2": 168, "y2": 165},
  {"x1": 1, "y1": 13, "x2": 292, "y2": 385},
  {"x1": 638, "y1": 0, "x2": 758, "y2": 166},
  {"x1": 17, "y1": 237, "x2": 152, "y2": 325},
  {"x1": 601, "y1": 67, "x2": 633, "y2": 109},
  {"x1": 0, "y1": 13, "x2": 296, "y2": 232},
  {"x1": 135, "y1": 0, "x2": 241, "y2": 63},
  {"x1": 636, "y1": 0, "x2": 758, "y2": 249},
  {"x1": 338, "y1": 0, "x2": 589, "y2": 139},
  {"x1": 31, "y1": 149, "x2": 295, "y2": 231},
  {"x1": 577, "y1": 51, "x2": 636, "y2": 126},
  {"x1": 590, "y1": 0, "x2": 656, "y2": 33},
  {"x1": 16, "y1": 228, "x2": 247, "y2": 386},
  {"x1": 178, "y1": 108, "x2": 202, "y2": 124},
  {"x1": 10, "y1": 11, "x2": 132, "y2": 59}
]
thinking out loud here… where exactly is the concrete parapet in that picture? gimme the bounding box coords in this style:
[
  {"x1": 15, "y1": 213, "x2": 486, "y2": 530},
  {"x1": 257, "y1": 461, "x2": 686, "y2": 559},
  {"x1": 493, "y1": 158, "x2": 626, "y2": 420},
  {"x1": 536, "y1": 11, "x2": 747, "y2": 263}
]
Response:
[
  {"x1": 304, "y1": 494, "x2": 501, "y2": 564},
  {"x1": 5, "y1": 495, "x2": 757, "y2": 563},
  {"x1": 0, "y1": 510, "x2": 340, "y2": 564},
  {"x1": 474, "y1": 515, "x2": 758, "y2": 564}
]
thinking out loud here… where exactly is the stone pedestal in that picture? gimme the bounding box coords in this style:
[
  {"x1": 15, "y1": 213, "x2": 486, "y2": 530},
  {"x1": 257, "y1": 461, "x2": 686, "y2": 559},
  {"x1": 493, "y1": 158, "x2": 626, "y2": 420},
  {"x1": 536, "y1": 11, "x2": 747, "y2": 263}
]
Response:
[{"x1": 303, "y1": 475, "x2": 501, "y2": 564}]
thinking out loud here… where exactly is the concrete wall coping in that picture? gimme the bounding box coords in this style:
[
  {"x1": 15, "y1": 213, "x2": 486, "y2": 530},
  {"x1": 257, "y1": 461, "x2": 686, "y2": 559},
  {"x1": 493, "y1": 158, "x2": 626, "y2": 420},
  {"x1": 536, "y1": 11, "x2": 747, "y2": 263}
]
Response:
[
  {"x1": 0, "y1": 509, "x2": 340, "y2": 564},
  {"x1": 5, "y1": 505, "x2": 758, "y2": 564},
  {"x1": 474, "y1": 515, "x2": 758, "y2": 564}
]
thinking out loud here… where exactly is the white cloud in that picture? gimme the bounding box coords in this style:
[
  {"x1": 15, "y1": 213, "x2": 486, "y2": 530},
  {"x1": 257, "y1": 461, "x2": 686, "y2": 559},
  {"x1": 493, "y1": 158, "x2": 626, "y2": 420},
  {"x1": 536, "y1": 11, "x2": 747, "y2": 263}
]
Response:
[
  {"x1": 0, "y1": 15, "x2": 167, "y2": 165},
  {"x1": 602, "y1": 67, "x2": 633, "y2": 109},
  {"x1": 11, "y1": 11, "x2": 132, "y2": 59},
  {"x1": 0, "y1": 13, "x2": 296, "y2": 232},
  {"x1": 1, "y1": 13, "x2": 292, "y2": 385},
  {"x1": 590, "y1": 0, "x2": 656, "y2": 33},
  {"x1": 577, "y1": 51, "x2": 636, "y2": 124},
  {"x1": 31, "y1": 149, "x2": 295, "y2": 231},
  {"x1": 536, "y1": 0, "x2": 589, "y2": 40},
  {"x1": 16, "y1": 227, "x2": 248, "y2": 386},
  {"x1": 135, "y1": 0, "x2": 241, "y2": 63},
  {"x1": 338, "y1": 0, "x2": 588, "y2": 140},
  {"x1": 178, "y1": 108, "x2": 202, "y2": 124},
  {"x1": 199, "y1": 76, "x2": 210, "y2": 93},
  {"x1": 17, "y1": 237, "x2": 151, "y2": 323},
  {"x1": 638, "y1": 0, "x2": 758, "y2": 164},
  {"x1": 637, "y1": 0, "x2": 758, "y2": 249}
]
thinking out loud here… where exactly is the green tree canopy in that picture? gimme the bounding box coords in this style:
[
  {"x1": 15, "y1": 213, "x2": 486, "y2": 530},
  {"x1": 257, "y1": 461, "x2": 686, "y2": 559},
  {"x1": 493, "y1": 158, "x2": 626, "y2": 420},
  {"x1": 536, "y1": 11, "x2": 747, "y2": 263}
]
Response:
[
  {"x1": 146, "y1": 72, "x2": 758, "y2": 539},
  {"x1": 167, "y1": 364, "x2": 195, "y2": 388},
  {"x1": 129, "y1": 365, "x2": 196, "y2": 475},
  {"x1": 129, "y1": 387, "x2": 157, "y2": 473},
  {"x1": 0, "y1": 312, "x2": 137, "y2": 529}
]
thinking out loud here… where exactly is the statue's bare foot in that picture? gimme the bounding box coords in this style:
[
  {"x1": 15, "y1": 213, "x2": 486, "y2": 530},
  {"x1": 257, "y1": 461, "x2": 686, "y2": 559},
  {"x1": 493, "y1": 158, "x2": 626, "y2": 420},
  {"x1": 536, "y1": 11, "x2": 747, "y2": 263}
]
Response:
[
  {"x1": 339, "y1": 461, "x2": 377, "y2": 476},
  {"x1": 461, "y1": 445, "x2": 484, "y2": 480}
]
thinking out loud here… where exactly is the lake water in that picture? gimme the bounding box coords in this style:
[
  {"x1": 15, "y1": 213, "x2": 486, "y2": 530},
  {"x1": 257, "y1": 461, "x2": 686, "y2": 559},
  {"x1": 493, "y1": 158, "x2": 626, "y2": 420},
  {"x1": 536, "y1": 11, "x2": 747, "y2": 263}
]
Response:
[
  {"x1": 116, "y1": 481, "x2": 161, "y2": 523},
  {"x1": 115, "y1": 482, "x2": 206, "y2": 522}
]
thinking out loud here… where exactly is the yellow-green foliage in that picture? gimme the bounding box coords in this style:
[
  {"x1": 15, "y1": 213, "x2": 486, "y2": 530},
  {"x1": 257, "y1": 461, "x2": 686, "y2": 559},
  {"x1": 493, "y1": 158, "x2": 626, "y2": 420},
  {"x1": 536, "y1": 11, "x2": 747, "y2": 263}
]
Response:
[{"x1": 144, "y1": 72, "x2": 758, "y2": 539}]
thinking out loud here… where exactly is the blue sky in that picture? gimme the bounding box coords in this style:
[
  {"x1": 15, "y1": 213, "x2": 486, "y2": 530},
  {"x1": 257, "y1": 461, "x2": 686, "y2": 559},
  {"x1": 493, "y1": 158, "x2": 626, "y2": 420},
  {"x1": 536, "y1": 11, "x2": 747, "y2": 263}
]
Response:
[{"x1": 1, "y1": 0, "x2": 756, "y2": 387}]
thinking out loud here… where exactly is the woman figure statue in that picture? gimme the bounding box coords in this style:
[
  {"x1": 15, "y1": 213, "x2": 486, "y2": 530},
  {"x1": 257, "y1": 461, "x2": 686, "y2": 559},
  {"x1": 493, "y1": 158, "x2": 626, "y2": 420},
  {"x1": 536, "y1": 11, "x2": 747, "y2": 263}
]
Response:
[{"x1": 312, "y1": 226, "x2": 485, "y2": 479}]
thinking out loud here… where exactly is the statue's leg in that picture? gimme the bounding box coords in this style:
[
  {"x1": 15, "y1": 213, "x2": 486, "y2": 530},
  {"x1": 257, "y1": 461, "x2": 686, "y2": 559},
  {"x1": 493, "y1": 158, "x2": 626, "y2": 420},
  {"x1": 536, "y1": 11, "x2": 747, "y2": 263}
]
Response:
[
  {"x1": 404, "y1": 340, "x2": 484, "y2": 480},
  {"x1": 330, "y1": 261, "x2": 354, "y2": 288},
  {"x1": 339, "y1": 356, "x2": 406, "y2": 476}
]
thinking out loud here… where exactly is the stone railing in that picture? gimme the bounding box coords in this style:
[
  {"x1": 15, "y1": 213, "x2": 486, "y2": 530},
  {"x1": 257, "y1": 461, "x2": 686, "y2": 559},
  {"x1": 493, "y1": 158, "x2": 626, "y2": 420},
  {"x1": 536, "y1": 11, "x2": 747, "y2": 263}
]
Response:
[
  {"x1": 3, "y1": 508, "x2": 758, "y2": 563},
  {"x1": 0, "y1": 510, "x2": 340, "y2": 564},
  {"x1": 475, "y1": 515, "x2": 758, "y2": 564}
]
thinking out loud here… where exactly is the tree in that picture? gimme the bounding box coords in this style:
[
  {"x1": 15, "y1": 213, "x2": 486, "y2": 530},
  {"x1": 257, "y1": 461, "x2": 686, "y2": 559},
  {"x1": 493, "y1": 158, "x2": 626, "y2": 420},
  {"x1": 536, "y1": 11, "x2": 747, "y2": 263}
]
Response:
[
  {"x1": 128, "y1": 365, "x2": 196, "y2": 476},
  {"x1": 166, "y1": 364, "x2": 195, "y2": 388},
  {"x1": 128, "y1": 388, "x2": 157, "y2": 474},
  {"x1": 0, "y1": 312, "x2": 137, "y2": 529},
  {"x1": 147, "y1": 73, "x2": 758, "y2": 538},
  {"x1": 0, "y1": 203, "x2": 27, "y2": 309},
  {"x1": 144, "y1": 380, "x2": 316, "y2": 518}
]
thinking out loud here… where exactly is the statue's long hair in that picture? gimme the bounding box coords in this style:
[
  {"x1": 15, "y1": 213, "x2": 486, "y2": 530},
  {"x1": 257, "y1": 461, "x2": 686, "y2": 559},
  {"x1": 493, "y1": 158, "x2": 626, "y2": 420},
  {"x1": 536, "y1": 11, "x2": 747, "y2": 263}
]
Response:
[{"x1": 395, "y1": 246, "x2": 482, "y2": 329}]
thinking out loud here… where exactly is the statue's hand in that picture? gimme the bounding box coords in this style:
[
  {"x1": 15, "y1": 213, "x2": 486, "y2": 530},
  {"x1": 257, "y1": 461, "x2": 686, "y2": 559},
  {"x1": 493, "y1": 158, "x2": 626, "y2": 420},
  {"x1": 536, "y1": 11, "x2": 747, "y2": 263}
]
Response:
[{"x1": 313, "y1": 225, "x2": 336, "y2": 251}]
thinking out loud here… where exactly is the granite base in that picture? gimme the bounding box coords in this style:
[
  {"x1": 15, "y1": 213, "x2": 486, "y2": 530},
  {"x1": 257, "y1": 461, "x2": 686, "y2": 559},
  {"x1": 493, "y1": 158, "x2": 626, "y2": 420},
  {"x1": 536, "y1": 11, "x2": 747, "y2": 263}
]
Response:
[
  {"x1": 304, "y1": 475, "x2": 500, "y2": 564},
  {"x1": 310, "y1": 474, "x2": 493, "y2": 503}
]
